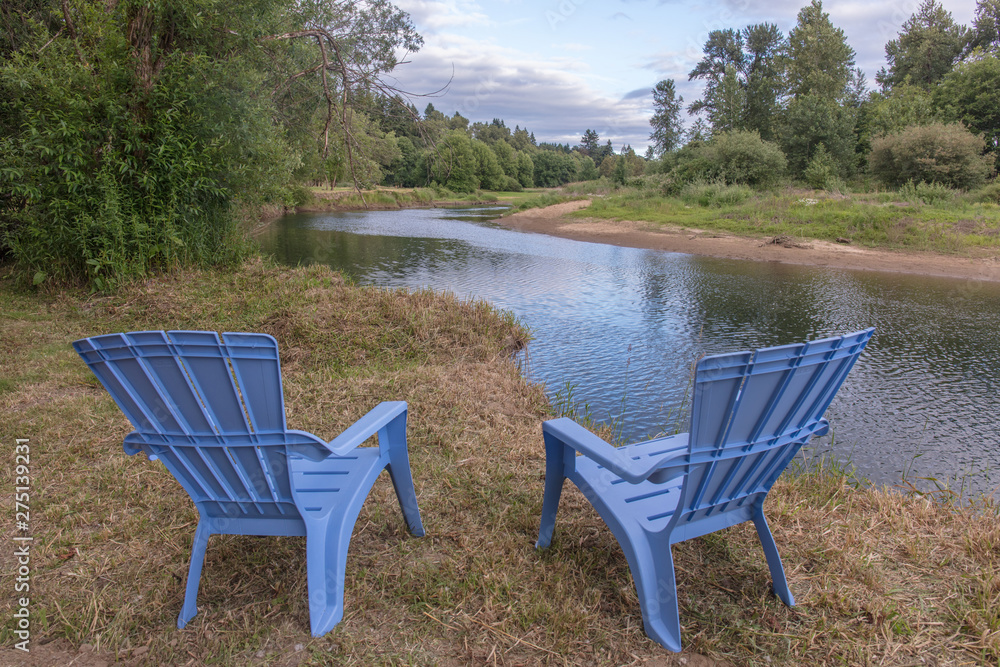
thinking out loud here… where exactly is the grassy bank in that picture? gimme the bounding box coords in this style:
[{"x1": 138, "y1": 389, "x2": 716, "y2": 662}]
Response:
[
  {"x1": 301, "y1": 185, "x2": 550, "y2": 211},
  {"x1": 565, "y1": 181, "x2": 1000, "y2": 256},
  {"x1": 1, "y1": 261, "x2": 998, "y2": 665}
]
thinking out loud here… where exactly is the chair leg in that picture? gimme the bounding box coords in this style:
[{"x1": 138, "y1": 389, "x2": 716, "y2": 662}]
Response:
[
  {"x1": 178, "y1": 521, "x2": 211, "y2": 629},
  {"x1": 303, "y1": 514, "x2": 354, "y2": 637},
  {"x1": 752, "y1": 507, "x2": 795, "y2": 606},
  {"x1": 624, "y1": 530, "x2": 683, "y2": 652},
  {"x1": 381, "y1": 420, "x2": 425, "y2": 537},
  {"x1": 536, "y1": 432, "x2": 568, "y2": 549}
]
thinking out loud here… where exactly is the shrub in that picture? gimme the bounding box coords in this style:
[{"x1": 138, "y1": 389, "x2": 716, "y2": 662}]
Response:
[
  {"x1": 974, "y1": 180, "x2": 1000, "y2": 204},
  {"x1": 671, "y1": 131, "x2": 786, "y2": 188},
  {"x1": 868, "y1": 123, "x2": 993, "y2": 189},
  {"x1": 898, "y1": 181, "x2": 956, "y2": 205},
  {"x1": 804, "y1": 144, "x2": 837, "y2": 190},
  {"x1": 679, "y1": 180, "x2": 754, "y2": 207}
]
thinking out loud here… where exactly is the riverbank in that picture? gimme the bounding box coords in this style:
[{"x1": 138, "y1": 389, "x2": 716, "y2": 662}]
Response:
[
  {"x1": 1, "y1": 261, "x2": 997, "y2": 665},
  {"x1": 502, "y1": 198, "x2": 1000, "y2": 282}
]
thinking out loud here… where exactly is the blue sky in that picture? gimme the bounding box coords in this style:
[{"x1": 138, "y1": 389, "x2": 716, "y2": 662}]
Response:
[{"x1": 390, "y1": 0, "x2": 976, "y2": 151}]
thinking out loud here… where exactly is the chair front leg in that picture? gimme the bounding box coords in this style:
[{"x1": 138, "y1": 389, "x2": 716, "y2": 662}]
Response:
[
  {"x1": 536, "y1": 432, "x2": 572, "y2": 549},
  {"x1": 380, "y1": 413, "x2": 425, "y2": 537},
  {"x1": 178, "y1": 520, "x2": 212, "y2": 629}
]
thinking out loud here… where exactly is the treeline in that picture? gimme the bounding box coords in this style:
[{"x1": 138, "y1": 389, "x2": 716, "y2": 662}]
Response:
[
  {"x1": 321, "y1": 101, "x2": 632, "y2": 193},
  {"x1": 646, "y1": 0, "x2": 1000, "y2": 191}
]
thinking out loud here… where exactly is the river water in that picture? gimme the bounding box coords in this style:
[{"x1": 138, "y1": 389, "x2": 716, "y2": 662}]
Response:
[{"x1": 257, "y1": 206, "x2": 1000, "y2": 498}]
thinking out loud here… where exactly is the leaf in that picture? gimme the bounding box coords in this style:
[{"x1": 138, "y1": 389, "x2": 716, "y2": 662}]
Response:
[{"x1": 32, "y1": 271, "x2": 46, "y2": 285}]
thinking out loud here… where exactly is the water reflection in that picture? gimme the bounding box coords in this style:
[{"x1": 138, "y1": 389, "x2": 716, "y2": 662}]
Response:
[{"x1": 257, "y1": 207, "x2": 1000, "y2": 497}]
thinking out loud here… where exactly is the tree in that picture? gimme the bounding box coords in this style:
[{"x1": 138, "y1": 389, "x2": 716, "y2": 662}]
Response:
[
  {"x1": 580, "y1": 129, "x2": 600, "y2": 156},
  {"x1": 649, "y1": 79, "x2": 684, "y2": 156},
  {"x1": 780, "y1": 94, "x2": 857, "y2": 176},
  {"x1": 877, "y1": 0, "x2": 967, "y2": 90},
  {"x1": 687, "y1": 24, "x2": 786, "y2": 138},
  {"x1": 0, "y1": 0, "x2": 425, "y2": 287},
  {"x1": 856, "y1": 84, "x2": 938, "y2": 157},
  {"x1": 743, "y1": 23, "x2": 787, "y2": 140},
  {"x1": 934, "y1": 53, "x2": 1000, "y2": 163},
  {"x1": 967, "y1": 0, "x2": 1000, "y2": 55},
  {"x1": 785, "y1": 0, "x2": 857, "y2": 102}
]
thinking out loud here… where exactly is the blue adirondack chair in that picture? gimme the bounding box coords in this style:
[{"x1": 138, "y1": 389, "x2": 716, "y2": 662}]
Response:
[
  {"x1": 536, "y1": 328, "x2": 874, "y2": 651},
  {"x1": 73, "y1": 330, "x2": 425, "y2": 636}
]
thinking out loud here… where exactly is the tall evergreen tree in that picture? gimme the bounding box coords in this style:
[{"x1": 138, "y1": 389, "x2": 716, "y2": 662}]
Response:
[
  {"x1": 688, "y1": 24, "x2": 785, "y2": 138},
  {"x1": 649, "y1": 79, "x2": 684, "y2": 156},
  {"x1": 785, "y1": 0, "x2": 857, "y2": 102},
  {"x1": 877, "y1": 0, "x2": 967, "y2": 90}
]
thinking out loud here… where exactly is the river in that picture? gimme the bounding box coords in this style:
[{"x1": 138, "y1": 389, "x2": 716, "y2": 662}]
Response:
[{"x1": 257, "y1": 206, "x2": 1000, "y2": 498}]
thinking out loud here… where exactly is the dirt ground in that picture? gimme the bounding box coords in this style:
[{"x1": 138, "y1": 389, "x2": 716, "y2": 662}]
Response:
[{"x1": 499, "y1": 200, "x2": 1000, "y2": 282}]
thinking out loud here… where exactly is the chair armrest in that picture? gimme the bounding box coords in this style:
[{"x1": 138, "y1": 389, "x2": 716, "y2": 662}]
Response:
[
  {"x1": 325, "y1": 401, "x2": 408, "y2": 456},
  {"x1": 543, "y1": 418, "x2": 688, "y2": 484}
]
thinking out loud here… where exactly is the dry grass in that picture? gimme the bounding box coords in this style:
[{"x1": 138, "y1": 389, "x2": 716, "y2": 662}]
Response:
[{"x1": 0, "y1": 259, "x2": 998, "y2": 666}]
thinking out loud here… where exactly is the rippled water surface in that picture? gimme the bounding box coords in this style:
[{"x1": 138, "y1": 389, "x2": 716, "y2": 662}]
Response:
[{"x1": 257, "y1": 207, "x2": 1000, "y2": 497}]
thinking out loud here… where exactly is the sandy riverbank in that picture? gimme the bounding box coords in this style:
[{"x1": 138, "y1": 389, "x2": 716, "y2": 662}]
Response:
[{"x1": 500, "y1": 200, "x2": 1000, "y2": 282}]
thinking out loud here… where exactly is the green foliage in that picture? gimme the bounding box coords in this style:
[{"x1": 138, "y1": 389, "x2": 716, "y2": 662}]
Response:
[
  {"x1": 649, "y1": 79, "x2": 684, "y2": 156},
  {"x1": 967, "y1": 0, "x2": 1000, "y2": 55},
  {"x1": 472, "y1": 139, "x2": 505, "y2": 191},
  {"x1": 424, "y1": 131, "x2": 479, "y2": 193},
  {"x1": 877, "y1": 0, "x2": 966, "y2": 90},
  {"x1": 934, "y1": 53, "x2": 1000, "y2": 167},
  {"x1": 0, "y1": 6, "x2": 293, "y2": 288},
  {"x1": 869, "y1": 123, "x2": 994, "y2": 189},
  {"x1": 780, "y1": 94, "x2": 858, "y2": 176},
  {"x1": 785, "y1": 0, "x2": 858, "y2": 101},
  {"x1": 0, "y1": 0, "x2": 425, "y2": 288},
  {"x1": 672, "y1": 130, "x2": 786, "y2": 187},
  {"x1": 975, "y1": 180, "x2": 1000, "y2": 203},
  {"x1": 678, "y1": 180, "x2": 754, "y2": 207},
  {"x1": 898, "y1": 180, "x2": 957, "y2": 204},
  {"x1": 858, "y1": 85, "x2": 938, "y2": 155},
  {"x1": 687, "y1": 24, "x2": 785, "y2": 139},
  {"x1": 804, "y1": 144, "x2": 842, "y2": 190}
]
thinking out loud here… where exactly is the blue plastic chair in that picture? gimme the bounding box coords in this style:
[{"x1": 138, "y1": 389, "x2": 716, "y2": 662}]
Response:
[
  {"x1": 73, "y1": 330, "x2": 425, "y2": 636},
  {"x1": 536, "y1": 328, "x2": 874, "y2": 651}
]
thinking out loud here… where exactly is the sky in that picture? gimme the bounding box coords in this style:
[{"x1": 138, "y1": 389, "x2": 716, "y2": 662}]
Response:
[{"x1": 388, "y1": 0, "x2": 977, "y2": 152}]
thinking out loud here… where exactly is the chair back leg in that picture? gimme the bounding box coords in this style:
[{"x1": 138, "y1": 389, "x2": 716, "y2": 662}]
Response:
[
  {"x1": 178, "y1": 521, "x2": 212, "y2": 629},
  {"x1": 751, "y1": 506, "x2": 795, "y2": 606}
]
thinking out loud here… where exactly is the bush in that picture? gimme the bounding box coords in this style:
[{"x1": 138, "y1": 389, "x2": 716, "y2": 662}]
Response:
[
  {"x1": 898, "y1": 181, "x2": 956, "y2": 205},
  {"x1": 974, "y1": 180, "x2": 1000, "y2": 204},
  {"x1": 869, "y1": 123, "x2": 993, "y2": 190},
  {"x1": 804, "y1": 144, "x2": 837, "y2": 190},
  {"x1": 671, "y1": 131, "x2": 786, "y2": 188},
  {"x1": 679, "y1": 180, "x2": 754, "y2": 207}
]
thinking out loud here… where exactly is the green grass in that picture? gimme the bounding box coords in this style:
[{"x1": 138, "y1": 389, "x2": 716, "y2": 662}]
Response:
[
  {"x1": 576, "y1": 185, "x2": 1000, "y2": 255},
  {"x1": 1, "y1": 259, "x2": 998, "y2": 665}
]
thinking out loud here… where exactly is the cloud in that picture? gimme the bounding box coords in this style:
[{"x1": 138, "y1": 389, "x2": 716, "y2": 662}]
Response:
[
  {"x1": 395, "y1": 0, "x2": 491, "y2": 32},
  {"x1": 389, "y1": 37, "x2": 654, "y2": 148}
]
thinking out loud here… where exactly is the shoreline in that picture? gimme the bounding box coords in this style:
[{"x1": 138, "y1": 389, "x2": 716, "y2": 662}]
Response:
[{"x1": 499, "y1": 200, "x2": 1000, "y2": 283}]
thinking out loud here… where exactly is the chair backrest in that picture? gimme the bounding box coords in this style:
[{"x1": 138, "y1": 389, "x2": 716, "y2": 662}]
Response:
[
  {"x1": 74, "y1": 330, "x2": 323, "y2": 518},
  {"x1": 677, "y1": 328, "x2": 874, "y2": 524}
]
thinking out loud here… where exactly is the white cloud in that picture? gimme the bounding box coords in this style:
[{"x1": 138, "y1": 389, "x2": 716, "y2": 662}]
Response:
[
  {"x1": 395, "y1": 0, "x2": 492, "y2": 32},
  {"x1": 390, "y1": 37, "x2": 653, "y2": 148}
]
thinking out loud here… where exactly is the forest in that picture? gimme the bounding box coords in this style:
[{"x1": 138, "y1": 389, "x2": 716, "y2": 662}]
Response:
[{"x1": 1, "y1": 0, "x2": 998, "y2": 288}]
